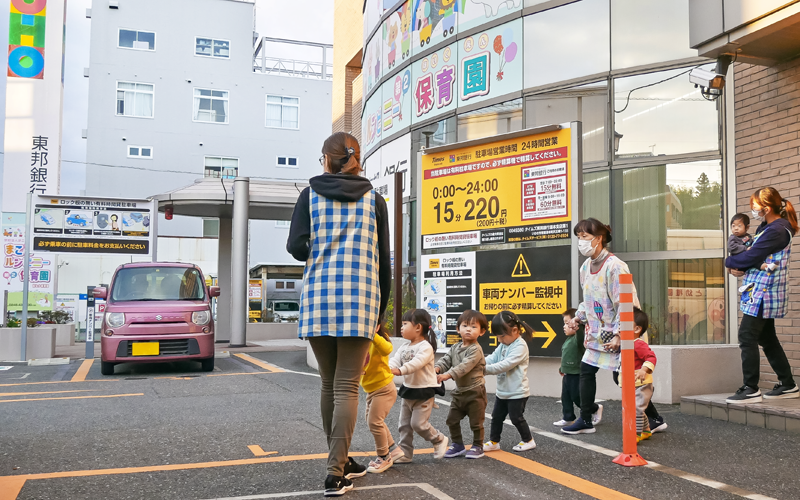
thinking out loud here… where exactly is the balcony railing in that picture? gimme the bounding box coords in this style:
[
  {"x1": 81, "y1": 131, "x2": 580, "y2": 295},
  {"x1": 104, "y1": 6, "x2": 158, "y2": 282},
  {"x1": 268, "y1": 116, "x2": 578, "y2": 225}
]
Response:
[{"x1": 253, "y1": 37, "x2": 333, "y2": 81}]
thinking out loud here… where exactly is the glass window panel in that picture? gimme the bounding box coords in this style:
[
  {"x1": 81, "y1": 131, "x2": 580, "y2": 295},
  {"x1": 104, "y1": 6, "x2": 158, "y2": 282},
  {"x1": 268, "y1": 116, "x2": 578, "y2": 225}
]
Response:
[
  {"x1": 202, "y1": 219, "x2": 219, "y2": 238},
  {"x1": 129, "y1": 147, "x2": 139, "y2": 156},
  {"x1": 136, "y1": 83, "x2": 153, "y2": 92},
  {"x1": 141, "y1": 148, "x2": 151, "y2": 157},
  {"x1": 276, "y1": 281, "x2": 285, "y2": 289},
  {"x1": 526, "y1": 81, "x2": 609, "y2": 162},
  {"x1": 118, "y1": 82, "x2": 136, "y2": 90},
  {"x1": 611, "y1": 160, "x2": 723, "y2": 253},
  {"x1": 211, "y1": 98, "x2": 227, "y2": 122},
  {"x1": 614, "y1": 64, "x2": 719, "y2": 157},
  {"x1": 266, "y1": 95, "x2": 282, "y2": 103},
  {"x1": 283, "y1": 106, "x2": 298, "y2": 128},
  {"x1": 222, "y1": 158, "x2": 238, "y2": 168},
  {"x1": 288, "y1": 158, "x2": 297, "y2": 166},
  {"x1": 282, "y1": 97, "x2": 299, "y2": 105},
  {"x1": 457, "y1": 98, "x2": 523, "y2": 142},
  {"x1": 138, "y1": 31, "x2": 155, "y2": 50},
  {"x1": 198, "y1": 89, "x2": 212, "y2": 96},
  {"x1": 211, "y1": 90, "x2": 226, "y2": 98},
  {"x1": 524, "y1": 0, "x2": 610, "y2": 88},
  {"x1": 205, "y1": 156, "x2": 221, "y2": 167},
  {"x1": 277, "y1": 157, "x2": 286, "y2": 165},
  {"x1": 583, "y1": 171, "x2": 610, "y2": 224},
  {"x1": 627, "y1": 258, "x2": 726, "y2": 346},
  {"x1": 213, "y1": 40, "x2": 229, "y2": 57},
  {"x1": 611, "y1": 0, "x2": 695, "y2": 70},
  {"x1": 119, "y1": 29, "x2": 136, "y2": 48},
  {"x1": 286, "y1": 281, "x2": 295, "y2": 289}
]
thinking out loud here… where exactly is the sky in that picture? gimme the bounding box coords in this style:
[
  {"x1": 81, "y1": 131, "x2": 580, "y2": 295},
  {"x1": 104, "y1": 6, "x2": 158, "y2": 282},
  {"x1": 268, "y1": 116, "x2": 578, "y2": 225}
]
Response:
[{"x1": 0, "y1": 0, "x2": 335, "y2": 200}]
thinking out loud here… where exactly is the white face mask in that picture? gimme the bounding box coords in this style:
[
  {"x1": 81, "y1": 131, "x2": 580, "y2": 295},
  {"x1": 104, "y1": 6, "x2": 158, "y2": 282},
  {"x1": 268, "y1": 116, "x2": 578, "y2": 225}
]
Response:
[
  {"x1": 752, "y1": 209, "x2": 764, "y2": 221},
  {"x1": 578, "y1": 239, "x2": 595, "y2": 257}
]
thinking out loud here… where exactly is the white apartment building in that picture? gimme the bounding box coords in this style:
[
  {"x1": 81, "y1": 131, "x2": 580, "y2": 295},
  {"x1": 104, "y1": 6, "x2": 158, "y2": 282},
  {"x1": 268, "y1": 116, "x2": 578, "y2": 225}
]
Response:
[{"x1": 73, "y1": 0, "x2": 331, "y2": 289}]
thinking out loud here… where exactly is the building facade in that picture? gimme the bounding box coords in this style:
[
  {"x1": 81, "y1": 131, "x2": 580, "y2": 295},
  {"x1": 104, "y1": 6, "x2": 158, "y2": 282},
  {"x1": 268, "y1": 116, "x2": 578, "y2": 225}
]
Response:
[
  {"x1": 85, "y1": 0, "x2": 332, "y2": 268},
  {"x1": 343, "y1": 0, "x2": 727, "y2": 356},
  {"x1": 690, "y1": 1, "x2": 800, "y2": 387}
]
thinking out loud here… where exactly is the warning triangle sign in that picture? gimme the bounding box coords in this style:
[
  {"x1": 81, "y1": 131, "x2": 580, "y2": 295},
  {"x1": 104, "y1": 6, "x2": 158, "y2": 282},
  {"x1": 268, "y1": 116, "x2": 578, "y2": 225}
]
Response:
[{"x1": 512, "y1": 254, "x2": 531, "y2": 277}]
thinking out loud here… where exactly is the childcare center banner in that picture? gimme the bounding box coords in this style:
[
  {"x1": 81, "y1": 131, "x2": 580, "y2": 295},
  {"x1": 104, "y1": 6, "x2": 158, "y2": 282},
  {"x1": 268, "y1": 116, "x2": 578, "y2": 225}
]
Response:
[{"x1": 421, "y1": 126, "x2": 573, "y2": 249}]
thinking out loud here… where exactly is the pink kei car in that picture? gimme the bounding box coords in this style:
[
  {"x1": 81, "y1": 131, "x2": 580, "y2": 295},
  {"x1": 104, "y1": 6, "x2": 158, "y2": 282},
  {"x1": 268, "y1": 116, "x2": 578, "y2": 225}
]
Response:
[{"x1": 94, "y1": 263, "x2": 220, "y2": 376}]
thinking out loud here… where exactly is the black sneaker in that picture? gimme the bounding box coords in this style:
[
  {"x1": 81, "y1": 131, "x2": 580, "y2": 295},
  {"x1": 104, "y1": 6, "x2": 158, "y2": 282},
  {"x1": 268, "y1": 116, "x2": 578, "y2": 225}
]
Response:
[
  {"x1": 561, "y1": 417, "x2": 595, "y2": 435},
  {"x1": 725, "y1": 385, "x2": 762, "y2": 404},
  {"x1": 649, "y1": 416, "x2": 668, "y2": 433},
  {"x1": 343, "y1": 457, "x2": 367, "y2": 479},
  {"x1": 324, "y1": 475, "x2": 353, "y2": 497},
  {"x1": 763, "y1": 384, "x2": 800, "y2": 400}
]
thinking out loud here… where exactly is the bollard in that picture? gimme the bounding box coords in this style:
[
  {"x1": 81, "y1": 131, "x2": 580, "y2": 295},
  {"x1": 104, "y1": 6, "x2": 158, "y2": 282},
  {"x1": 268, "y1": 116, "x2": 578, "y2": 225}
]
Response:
[{"x1": 612, "y1": 273, "x2": 647, "y2": 467}]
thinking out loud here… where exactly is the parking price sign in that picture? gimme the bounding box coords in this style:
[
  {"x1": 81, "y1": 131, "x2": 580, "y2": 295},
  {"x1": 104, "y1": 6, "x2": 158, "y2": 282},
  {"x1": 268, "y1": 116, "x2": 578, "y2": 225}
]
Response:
[{"x1": 421, "y1": 127, "x2": 572, "y2": 249}]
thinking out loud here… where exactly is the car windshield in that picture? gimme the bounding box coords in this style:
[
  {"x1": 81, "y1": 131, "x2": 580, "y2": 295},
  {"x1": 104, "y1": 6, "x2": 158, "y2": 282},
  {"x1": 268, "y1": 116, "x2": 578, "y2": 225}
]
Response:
[
  {"x1": 111, "y1": 267, "x2": 206, "y2": 301},
  {"x1": 274, "y1": 302, "x2": 299, "y2": 312}
]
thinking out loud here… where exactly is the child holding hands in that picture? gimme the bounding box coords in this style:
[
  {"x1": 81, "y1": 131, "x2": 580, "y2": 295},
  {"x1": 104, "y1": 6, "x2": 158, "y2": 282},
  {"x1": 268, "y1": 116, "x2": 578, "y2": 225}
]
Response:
[
  {"x1": 360, "y1": 320, "x2": 404, "y2": 473},
  {"x1": 554, "y1": 308, "x2": 585, "y2": 426},
  {"x1": 617, "y1": 307, "x2": 657, "y2": 442},
  {"x1": 435, "y1": 310, "x2": 488, "y2": 459},
  {"x1": 389, "y1": 309, "x2": 449, "y2": 462},
  {"x1": 483, "y1": 311, "x2": 537, "y2": 452}
]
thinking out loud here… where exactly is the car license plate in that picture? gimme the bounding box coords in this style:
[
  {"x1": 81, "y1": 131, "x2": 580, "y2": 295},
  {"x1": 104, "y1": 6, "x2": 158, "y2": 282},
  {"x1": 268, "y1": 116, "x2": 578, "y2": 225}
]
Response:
[{"x1": 132, "y1": 342, "x2": 159, "y2": 356}]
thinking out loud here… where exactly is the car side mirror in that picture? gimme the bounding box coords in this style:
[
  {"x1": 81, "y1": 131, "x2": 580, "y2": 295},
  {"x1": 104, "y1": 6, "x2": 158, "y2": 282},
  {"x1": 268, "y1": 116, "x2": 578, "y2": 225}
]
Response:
[
  {"x1": 93, "y1": 287, "x2": 108, "y2": 300},
  {"x1": 208, "y1": 286, "x2": 221, "y2": 298}
]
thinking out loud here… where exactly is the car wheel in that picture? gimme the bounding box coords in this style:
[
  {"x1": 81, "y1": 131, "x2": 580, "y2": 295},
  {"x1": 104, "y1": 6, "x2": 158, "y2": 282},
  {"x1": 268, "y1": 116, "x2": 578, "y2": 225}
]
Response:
[
  {"x1": 100, "y1": 361, "x2": 115, "y2": 376},
  {"x1": 200, "y1": 356, "x2": 215, "y2": 372}
]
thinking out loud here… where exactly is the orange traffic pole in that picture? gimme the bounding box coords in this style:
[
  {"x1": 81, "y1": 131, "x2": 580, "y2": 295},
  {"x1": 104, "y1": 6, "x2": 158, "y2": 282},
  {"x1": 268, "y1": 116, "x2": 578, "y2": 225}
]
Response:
[{"x1": 612, "y1": 273, "x2": 647, "y2": 467}]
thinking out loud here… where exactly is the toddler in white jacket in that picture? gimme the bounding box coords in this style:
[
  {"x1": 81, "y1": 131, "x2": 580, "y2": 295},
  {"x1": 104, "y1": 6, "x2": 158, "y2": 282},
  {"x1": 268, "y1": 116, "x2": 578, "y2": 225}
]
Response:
[{"x1": 389, "y1": 309, "x2": 449, "y2": 462}]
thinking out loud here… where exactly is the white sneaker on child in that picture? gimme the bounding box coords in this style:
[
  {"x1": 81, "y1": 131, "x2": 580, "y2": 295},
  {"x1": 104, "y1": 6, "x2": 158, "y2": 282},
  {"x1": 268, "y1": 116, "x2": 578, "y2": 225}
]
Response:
[
  {"x1": 433, "y1": 436, "x2": 449, "y2": 459},
  {"x1": 512, "y1": 439, "x2": 536, "y2": 452},
  {"x1": 553, "y1": 419, "x2": 573, "y2": 427},
  {"x1": 592, "y1": 404, "x2": 604, "y2": 425},
  {"x1": 483, "y1": 440, "x2": 501, "y2": 452},
  {"x1": 388, "y1": 447, "x2": 405, "y2": 462}
]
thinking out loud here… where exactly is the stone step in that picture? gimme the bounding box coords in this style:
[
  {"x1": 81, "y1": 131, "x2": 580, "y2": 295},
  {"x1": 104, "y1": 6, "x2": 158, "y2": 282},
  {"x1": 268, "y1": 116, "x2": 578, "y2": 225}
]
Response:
[{"x1": 681, "y1": 393, "x2": 800, "y2": 433}]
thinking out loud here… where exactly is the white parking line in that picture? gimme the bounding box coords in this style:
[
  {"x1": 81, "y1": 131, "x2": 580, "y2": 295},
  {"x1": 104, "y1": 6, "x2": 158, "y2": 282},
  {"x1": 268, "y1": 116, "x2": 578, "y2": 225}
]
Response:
[
  {"x1": 202, "y1": 482, "x2": 455, "y2": 500},
  {"x1": 434, "y1": 398, "x2": 778, "y2": 500}
]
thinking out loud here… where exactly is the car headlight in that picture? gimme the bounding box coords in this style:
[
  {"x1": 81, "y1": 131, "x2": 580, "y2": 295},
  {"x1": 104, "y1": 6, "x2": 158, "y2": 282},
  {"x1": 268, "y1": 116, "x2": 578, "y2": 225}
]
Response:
[
  {"x1": 106, "y1": 312, "x2": 125, "y2": 328},
  {"x1": 192, "y1": 310, "x2": 210, "y2": 325}
]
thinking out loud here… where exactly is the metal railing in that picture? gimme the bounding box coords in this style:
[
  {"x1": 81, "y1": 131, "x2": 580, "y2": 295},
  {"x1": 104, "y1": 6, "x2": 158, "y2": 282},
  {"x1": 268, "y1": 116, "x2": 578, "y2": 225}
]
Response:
[{"x1": 253, "y1": 37, "x2": 333, "y2": 80}]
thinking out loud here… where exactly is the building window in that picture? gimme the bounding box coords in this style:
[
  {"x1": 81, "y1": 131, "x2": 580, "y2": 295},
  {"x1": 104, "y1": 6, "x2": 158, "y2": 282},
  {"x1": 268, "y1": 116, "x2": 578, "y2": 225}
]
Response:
[
  {"x1": 275, "y1": 220, "x2": 291, "y2": 228},
  {"x1": 275, "y1": 281, "x2": 285, "y2": 289},
  {"x1": 266, "y1": 95, "x2": 299, "y2": 129},
  {"x1": 196, "y1": 37, "x2": 230, "y2": 58},
  {"x1": 127, "y1": 146, "x2": 153, "y2": 159},
  {"x1": 286, "y1": 281, "x2": 295, "y2": 289},
  {"x1": 116, "y1": 82, "x2": 154, "y2": 118},
  {"x1": 202, "y1": 219, "x2": 219, "y2": 238},
  {"x1": 204, "y1": 156, "x2": 238, "y2": 178},
  {"x1": 118, "y1": 29, "x2": 155, "y2": 51},
  {"x1": 277, "y1": 156, "x2": 298, "y2": 168},
  {"x1": 193, "y1": 88, "x2": 229, "y2": 124}
]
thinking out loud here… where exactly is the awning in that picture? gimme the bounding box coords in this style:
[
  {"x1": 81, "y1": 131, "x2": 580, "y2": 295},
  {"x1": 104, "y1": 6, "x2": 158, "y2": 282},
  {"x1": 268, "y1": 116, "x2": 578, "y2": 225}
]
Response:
[{"x1": 150, "y1": 177, "x2": 308, "y2": 220}]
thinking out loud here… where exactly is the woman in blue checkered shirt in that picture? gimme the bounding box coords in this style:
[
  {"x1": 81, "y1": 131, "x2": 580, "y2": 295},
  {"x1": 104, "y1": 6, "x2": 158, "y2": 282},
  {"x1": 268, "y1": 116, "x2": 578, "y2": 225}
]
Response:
[
  {"x1": 287, "y1": 132, "x2": 391, "y2": 496},
  {"x1": 725, "y1": 187, "x2": 799, "y2": 404}
]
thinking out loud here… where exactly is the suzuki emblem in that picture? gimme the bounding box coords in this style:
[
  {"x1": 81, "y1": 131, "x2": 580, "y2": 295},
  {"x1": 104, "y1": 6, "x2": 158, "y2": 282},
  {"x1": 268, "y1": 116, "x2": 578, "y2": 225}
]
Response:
[{"x1": 155, "y1": 315, "x2": 162, "y2": 321}]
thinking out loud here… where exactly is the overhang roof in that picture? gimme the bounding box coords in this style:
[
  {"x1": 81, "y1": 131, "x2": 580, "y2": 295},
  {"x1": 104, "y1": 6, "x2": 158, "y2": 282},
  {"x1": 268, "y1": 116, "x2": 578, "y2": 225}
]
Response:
[{"x1": 150, "y1": 177, "x2": 308, "y2": 220}]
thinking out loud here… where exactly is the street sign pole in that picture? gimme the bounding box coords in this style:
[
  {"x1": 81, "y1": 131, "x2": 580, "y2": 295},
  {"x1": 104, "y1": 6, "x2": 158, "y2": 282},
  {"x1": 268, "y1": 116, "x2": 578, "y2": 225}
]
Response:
[
  {"x1": 20, "y1": 192, "x2": 32, "y2": 361},
  {"x1": 85, "y1": 286, "x2": 96, "y2": 359}
]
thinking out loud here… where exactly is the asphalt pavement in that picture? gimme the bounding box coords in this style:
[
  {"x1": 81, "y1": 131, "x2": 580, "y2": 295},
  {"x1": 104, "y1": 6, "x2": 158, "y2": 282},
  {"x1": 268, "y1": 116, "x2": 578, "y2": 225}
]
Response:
[{"x1": 0, "y1": 350, "x2": 797, "y2": 500}]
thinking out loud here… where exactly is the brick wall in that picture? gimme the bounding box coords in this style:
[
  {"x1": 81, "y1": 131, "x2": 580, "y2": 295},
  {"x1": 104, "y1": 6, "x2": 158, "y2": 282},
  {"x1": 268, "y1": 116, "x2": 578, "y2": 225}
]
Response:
[
  {"x1": 734, "y1": 58, "x2": 800, "y2": 387},
  {"x1": 333, "y1": 0, "x2": 363, "y2": 135}
]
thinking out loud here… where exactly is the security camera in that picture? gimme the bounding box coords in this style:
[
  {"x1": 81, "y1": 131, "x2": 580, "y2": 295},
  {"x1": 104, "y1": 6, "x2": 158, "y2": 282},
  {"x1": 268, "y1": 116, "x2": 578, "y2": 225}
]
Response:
[
  {"x1": 689, "y1": 67, "x2": 725, "y2": 100},
  {"x1": 122, "y1": 137, "x2": 127, "y2": 141},
  {"x1": 199, "y1": 142, "x2": 203, "y2": 146}
]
